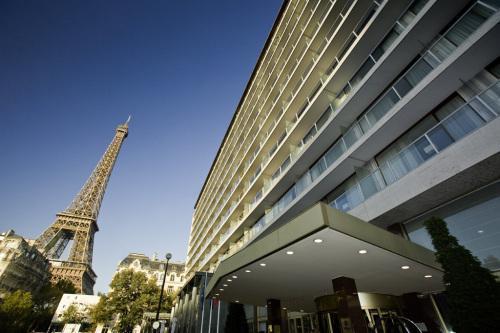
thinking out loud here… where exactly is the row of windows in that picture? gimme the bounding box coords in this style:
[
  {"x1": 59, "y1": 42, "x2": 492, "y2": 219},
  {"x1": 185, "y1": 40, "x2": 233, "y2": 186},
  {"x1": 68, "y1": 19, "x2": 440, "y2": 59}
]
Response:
[
  {"x1": 190, "y1": 0, "x2": 355, "y2": 242},
  {"x1": 194, "y1": 0, "x2": 442, "y2": 269},
  {"x1": 192, "y1": 0, "x2": 385, "y2": 269},
  {"x1": 327, "y1": 63, "x2": 500, "y2": 211},
  {"x1": 245, "y1": 0, "x2": 432, "y2": 241},
  {"x1": 243, "y1": 0, "x2": 499, "y2": 249},
  {"x1": 192, "y1": 0, "x2": 312, "y2": 229},
  {"x1": 190, "y1": 0, "x2": 333, "y2": 247},
  {"x1": 188, "y1": 0, "x2": 368, "y2": 265}
]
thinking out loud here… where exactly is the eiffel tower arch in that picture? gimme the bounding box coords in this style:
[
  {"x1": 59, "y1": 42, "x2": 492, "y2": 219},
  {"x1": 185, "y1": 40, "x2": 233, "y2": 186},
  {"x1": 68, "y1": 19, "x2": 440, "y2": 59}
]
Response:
[{"x1": 34, "y1": 119, "x2": 129, "y2": 294}]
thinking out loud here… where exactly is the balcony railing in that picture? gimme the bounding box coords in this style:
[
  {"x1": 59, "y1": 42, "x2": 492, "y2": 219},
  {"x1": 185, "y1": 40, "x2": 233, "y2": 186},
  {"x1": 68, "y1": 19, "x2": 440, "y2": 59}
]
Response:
[
  {"x1": 240, "y1": 2, "x2": 499, "y2": 255},
  {"x1": 331, "y1": 81, "x2": 500, "y2": 211},
  {"x1": 188, "y1": 0, "x2": 429, "y2": 268}
]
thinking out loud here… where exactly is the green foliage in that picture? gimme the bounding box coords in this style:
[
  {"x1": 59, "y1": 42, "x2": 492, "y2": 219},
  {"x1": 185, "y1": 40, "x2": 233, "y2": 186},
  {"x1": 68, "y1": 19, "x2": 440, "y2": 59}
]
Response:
[
  {"x1": 0, "y1": 290, "x2": 34, "y2": 333},
  {"x1": 89, "y1": 269, "x2": 166, "y2": 333},
  {"x1": 61, "y1": 304, "x2": 85, "y2": 323},
  {"x1": 31, "y1": 278, "x2": 78, "y2": 331},
  {"x1": 0, "y1": 279, "x2": 78, "y2": 332},
  {"x1": 224, "y1": 302, "x2": 248, "y2": 333},
  {"x1": 424, "y1": 217, "x2": 500, "y2": 332}
]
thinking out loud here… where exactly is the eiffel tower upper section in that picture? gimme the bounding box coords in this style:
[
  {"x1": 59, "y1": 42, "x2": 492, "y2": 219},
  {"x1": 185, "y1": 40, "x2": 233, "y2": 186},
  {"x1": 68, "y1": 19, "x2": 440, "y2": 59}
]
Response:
[
  {"x1": 65, "y1": 119, "x2": 129, "y2": 222},
  {"x1": 34, "y1": 118, "x2": 129, "y2": 294}
]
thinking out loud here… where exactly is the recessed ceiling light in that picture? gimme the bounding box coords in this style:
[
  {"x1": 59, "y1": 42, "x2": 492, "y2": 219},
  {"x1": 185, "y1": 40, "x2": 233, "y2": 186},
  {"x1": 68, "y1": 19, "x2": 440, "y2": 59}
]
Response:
[
  {"x1": 314, "y1": 238, "x2": 323, "y2": 243},
  {"x1": 282, "y1": 307, "x2": 287, "y2": 310},
  {"x1": 286, "y1": 250, "x2": 294, "y2": 255},
  {"x1": 245, "y1": 270, "x2": 251, "y2": 273},
  {"x1": 401, "y1": 265, "x2": 410, "y2": 270},
  {"x1": 260, "y1": 263, "x2": 266, "y2": 267},
  {"x1": 232, "y1": 275, "x2": 238, "y2": 279},
  {"x1": 219, "y1": 288, "x2": 224, "y2": 291},
  {"x1": 223, "y1": 284, "x2": 228, "y2": 287},
  {"x1": 358, "y1": 249, "x2": 367, "y2": 254},
  {"x1": 215, "y1": 293, "x2": 219, "y2": 296},
  {"x1": 424, "y1": 275, "x2": 432, "y2": 278},
  {"x1": 227, "y1": 279, "x2": 232, "y2": 282},
  {"x1": 235, "y1": 300, "x2": 240, "y2": 303}
]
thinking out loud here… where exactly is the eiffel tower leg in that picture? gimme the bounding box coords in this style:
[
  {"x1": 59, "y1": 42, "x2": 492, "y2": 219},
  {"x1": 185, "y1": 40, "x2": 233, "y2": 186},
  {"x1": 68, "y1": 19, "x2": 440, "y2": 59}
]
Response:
[{"x1": 34, "y1": 226, "x2": 63, "y2": 255}]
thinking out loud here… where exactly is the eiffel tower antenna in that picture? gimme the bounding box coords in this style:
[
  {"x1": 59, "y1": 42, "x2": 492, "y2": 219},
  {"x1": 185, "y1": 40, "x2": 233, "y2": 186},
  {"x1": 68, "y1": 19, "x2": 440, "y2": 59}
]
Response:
[{"x1": 34, "y1": 120, "x2": 129, "y2": 294}]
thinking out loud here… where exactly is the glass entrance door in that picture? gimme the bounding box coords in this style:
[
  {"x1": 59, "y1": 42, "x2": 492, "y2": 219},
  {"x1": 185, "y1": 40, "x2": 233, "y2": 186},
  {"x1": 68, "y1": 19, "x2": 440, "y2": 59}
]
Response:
[{"x1": 317, "y1": 311, "x2": 342, "y2": 333}]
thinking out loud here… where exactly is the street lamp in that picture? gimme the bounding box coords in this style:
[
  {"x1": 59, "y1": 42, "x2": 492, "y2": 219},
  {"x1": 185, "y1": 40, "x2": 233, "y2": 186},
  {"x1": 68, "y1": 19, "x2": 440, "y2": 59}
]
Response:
[{"x1": 155, "y1": 252, "x2": 172, "y2": 331}]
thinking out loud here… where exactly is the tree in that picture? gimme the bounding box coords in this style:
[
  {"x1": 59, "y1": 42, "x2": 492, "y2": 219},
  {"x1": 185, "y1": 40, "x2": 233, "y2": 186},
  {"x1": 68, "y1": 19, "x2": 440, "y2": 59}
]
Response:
[
  {"x1": 31, "y1": 278, "x2": 78, "y2": 331},
  {"x1": 89, "y1": 269, "x2": 165, "y2": 333},
  {"x1": 424, "y1": 217, "x2": 500, "y2": 332},
  {"x1": 224, "y1": 302, "x2": 248, "y2": 333},
  {"x1": 61, "y1": 304, "x2": 85, "y2": 324},
  {"x1": 0, "y1": 290, "x2": 34, "y2": 333}
]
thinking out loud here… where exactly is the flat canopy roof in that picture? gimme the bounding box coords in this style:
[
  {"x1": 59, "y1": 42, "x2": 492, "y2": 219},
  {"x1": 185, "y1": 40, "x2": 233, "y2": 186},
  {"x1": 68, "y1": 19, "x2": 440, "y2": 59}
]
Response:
[{"x1": 206, "y1": 203, "x2": 444, "y2": 312}]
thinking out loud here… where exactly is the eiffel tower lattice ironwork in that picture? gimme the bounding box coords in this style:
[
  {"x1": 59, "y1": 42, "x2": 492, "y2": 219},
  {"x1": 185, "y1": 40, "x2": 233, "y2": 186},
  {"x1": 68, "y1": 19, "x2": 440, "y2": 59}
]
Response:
[{"x1": 34, "y1": 119, "x2": 129, "y2": 294}]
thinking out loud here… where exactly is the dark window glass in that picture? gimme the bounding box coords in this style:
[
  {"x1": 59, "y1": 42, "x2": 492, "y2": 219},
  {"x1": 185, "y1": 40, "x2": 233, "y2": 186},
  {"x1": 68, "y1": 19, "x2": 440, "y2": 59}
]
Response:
[
  {"x1": 394, "y1": 77, "x2": 413, "y2": 97},
  {"x1": 350, "y1": 58, "x2": 375, "y2": 87},
  {"x1": 445, "y1": 4, "x2": 492, "y2": 46},
  {"x1": 427, "y1": 125, "x2": 454, "y2": 150}
]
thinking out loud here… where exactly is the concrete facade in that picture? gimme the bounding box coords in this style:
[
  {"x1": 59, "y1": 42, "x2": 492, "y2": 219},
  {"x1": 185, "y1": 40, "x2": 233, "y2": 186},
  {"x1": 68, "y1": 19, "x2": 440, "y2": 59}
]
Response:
[
  {"x1": 116, "y1": 253, "x2": 185, "y2": 295},
  {"x1": 0, "y1": 229, "x2": 50, "y2": 295},
  {"x1": 177, "y1": 0, "x2": 500, "y2": 332}
]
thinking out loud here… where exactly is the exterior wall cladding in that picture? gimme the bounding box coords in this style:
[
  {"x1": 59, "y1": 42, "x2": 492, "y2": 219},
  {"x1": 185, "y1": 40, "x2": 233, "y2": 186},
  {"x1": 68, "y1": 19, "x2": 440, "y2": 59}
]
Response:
[{"x1": 177, "y1": 0, "x2": 500, "y2": 330}]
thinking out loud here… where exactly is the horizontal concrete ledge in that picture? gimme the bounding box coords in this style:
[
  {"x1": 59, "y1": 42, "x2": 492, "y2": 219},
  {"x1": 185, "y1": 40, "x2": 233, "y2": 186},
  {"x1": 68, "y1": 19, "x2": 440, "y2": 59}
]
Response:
[{"x1": 206, "y1": 203, "x2": 443, "y2": 311}]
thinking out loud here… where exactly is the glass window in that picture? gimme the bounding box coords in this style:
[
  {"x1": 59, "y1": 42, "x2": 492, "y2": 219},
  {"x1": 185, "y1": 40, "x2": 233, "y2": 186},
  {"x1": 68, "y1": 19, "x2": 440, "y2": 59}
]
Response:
[
  {"x1": 371, "y1": 45, "x2": 384, "y2": 61},
  {"x1": 446, "y1": 3, "x2": 493, "y2": 46},
  {"x1": 343, "y1": 124, "x2": 362, "y2": 148},
  {"x1": 310, "y1": 158, "x2": 327, "y2": 181},
  {"x1": 366, "y1": 89, "x2": 400, "y2": 125},
  {"x1": 470, "y1": 98, "x2": 497, "y2": 122},
  {"x1": 406, "y1": 186, "x2": 500, "y2": 271},
  {"x1": 277, "y1": 131, "x2": 286, "y2": 145},
  {"x1": 394, "y1": 77, "x2": 413, "y2": 97},
  {"x1": 404, "y1": 58, "x2": 433, "y2": 87},
  {"x1": 302, "y1": 126, "x2": 317, "y2": 145},
  {"x1": 441, "y1": 105, "x2": 485, "y2": 140},
  {"x1": 338, "y1": 34, "x2": 356, "y2": 61},
  {"x1": 354, "y1": 7, "x2": 376, "y2": 35},
  {"x1": 281, "y1": 156, "x2": 291, "y2": 171},
  {"x1": 434, "y1": 95, "x2": 466, "y2": 120},
  {"x1": 399, "y1": 10, "x2": 416, "y2": 28},
  {"x1": 350, "y1": 57, "x2": 375, "y2": 88},
  {"x1": 427, "y1": 125, "x2": 454, "y2": 151},
  {"x1": 325, "y1": 140, "x2": 346, "y2": 166},
  {"x1": 413, "y1": 136, "x2": 438, "y2": 160},
  {"x1": 486, "y1": 57, "x2": 500, "y2": 78},
  {"x1": 477, "y1": 81, "x2": 500, "y2": 112},
  {"x1": 409, "y1": 0, "x2": 429, "y2": 14},
  {"x1": 269, "y1": 143, "x2": 278, "y2": 157},
  {"x1": 430, "y1": 36, "x2": 456, "y2": 62},
  {"x1": 359, "y1": 170, "x2": 384, "y2": 199},
  {"x1": 316, "y1": 106, "x2": 333, "y2": 130}
]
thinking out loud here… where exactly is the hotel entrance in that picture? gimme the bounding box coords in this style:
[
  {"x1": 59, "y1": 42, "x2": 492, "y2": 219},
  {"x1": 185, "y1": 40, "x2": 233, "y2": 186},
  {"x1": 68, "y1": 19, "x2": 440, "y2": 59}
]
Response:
[
  {"x1": 311, "y1": 292, "x2": 434, "y2": 333},
  {"x1": 201, "y1": 204, "x2": 448, "y2": 333}
]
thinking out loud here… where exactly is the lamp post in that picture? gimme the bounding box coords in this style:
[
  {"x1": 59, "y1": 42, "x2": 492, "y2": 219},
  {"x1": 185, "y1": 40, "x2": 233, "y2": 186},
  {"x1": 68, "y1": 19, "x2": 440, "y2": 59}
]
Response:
[{"x1": 155, "y1": 252, "x2": 172, "y2": 331}]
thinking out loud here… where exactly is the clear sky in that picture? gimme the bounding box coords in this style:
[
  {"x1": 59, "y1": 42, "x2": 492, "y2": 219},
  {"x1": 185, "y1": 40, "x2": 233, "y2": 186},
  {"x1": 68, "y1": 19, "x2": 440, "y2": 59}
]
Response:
[{"x1": 0, "y1": 0, "x2": 282, "y2": 293}]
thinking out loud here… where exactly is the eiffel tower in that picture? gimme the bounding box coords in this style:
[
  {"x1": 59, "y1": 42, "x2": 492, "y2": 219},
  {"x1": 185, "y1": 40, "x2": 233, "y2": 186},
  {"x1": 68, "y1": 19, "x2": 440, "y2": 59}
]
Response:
[{"x1": 34, "y1": 118, "x2": 129, "y2": 294}]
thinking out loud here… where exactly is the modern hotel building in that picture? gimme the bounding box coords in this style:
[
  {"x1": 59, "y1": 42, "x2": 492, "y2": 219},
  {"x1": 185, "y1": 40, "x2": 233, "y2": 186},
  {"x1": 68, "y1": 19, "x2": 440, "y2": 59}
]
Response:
[{"x1": 173, "y1": 0, "x2": 500, "y2": 332}]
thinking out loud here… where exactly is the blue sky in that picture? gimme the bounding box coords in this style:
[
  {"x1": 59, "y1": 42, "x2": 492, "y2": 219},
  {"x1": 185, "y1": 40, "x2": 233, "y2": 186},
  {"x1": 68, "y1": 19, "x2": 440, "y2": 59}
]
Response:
[{"x1": 0, "y1": 0, "x2": 282, "y2": 293}]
